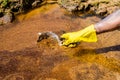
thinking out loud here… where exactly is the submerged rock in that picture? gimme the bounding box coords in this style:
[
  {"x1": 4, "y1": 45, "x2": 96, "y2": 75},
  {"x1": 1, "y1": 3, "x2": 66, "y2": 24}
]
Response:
[{"x1": 37, "y1": 32, "x2": 62, "y2": 46}]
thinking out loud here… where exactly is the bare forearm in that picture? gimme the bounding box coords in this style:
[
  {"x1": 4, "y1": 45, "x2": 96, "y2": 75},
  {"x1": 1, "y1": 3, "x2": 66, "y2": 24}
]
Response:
[{"x1": 94, "y1": 10, "x2": 120, "y2": 33}]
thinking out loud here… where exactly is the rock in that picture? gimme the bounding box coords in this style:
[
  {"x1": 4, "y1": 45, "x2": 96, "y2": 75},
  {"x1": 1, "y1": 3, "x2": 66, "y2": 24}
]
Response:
[
  {"x1": 0, "y1": 9, "x2": 4, "y2": 17},
  {"x1": 58, "y1": 0, "x2": 81, "y2": 11},
  {"x1": 0, "y1": 12, "x2": 13, "y2": 25},
  {"x1": 95, "y1": 3, "x2": 107, "y2": 16},
  {"x1": 9, "y1": 0, "x2": 19, "y2": 3},
  {"x1": 32, "y1": 0, "x2": 42, "y2": 8},
  {"x1": 10, "y1": 3, "x2": 21, "y2": 12},
  {"x1": 58, "y1": 0, "x2": 120, "y2": 16}
]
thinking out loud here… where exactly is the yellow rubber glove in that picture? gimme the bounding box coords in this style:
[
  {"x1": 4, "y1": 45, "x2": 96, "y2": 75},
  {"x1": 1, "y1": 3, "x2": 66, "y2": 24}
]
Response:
[{"x1": 61, "y1": 25, "x2": 97, "y2": 47}]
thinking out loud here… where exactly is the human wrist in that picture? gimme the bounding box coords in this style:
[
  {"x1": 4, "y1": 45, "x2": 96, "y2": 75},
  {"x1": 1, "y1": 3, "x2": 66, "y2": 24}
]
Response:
[
  {"x1": 94, "y1": 23, "x2": 102, "y2": 33},
  {"x1": 94, "y1": 22, "x2": 107, "y2": 33}
]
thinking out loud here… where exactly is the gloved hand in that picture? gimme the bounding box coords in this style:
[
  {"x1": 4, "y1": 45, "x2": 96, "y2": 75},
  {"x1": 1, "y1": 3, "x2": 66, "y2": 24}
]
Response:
[{"x1": 61, "y1": 25, "x2": 97, "y2": 47}]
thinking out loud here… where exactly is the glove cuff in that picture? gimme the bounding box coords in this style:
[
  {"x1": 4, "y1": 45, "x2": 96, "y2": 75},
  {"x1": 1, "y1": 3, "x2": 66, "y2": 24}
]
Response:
[{"x1": 80, "y1": 24, "x2": 97, "y2": 42}]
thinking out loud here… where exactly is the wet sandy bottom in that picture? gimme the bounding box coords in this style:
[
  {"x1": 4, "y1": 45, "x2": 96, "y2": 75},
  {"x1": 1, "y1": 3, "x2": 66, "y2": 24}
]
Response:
[{"x1": 0, "y1": 47, "x2": 69, "y2": 80}]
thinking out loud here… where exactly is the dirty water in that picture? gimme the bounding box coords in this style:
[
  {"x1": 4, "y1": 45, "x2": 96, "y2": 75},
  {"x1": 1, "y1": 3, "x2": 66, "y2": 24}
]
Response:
[{"x1": 0, "y1": 4, "x2": 120, "y2": 80}]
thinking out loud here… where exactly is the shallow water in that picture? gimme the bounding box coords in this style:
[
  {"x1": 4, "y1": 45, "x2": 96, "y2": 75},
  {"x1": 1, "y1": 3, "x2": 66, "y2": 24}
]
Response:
[{"x1": 0, "y1": 4, "x2": 120, "y2": 80}]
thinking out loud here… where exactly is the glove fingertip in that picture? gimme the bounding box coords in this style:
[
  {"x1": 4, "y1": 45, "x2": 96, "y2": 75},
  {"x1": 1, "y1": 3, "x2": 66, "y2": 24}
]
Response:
[
  {"x1": 68, "y1": 43, "x2": 77, "y2": 48},
  {"x1": 62, "y1": 40, "x2": 70, "y2": 46},
  {"x1": 60, "y1": 35, "x2": 66, "y2": 39},
  {"x1": 61, "y1": 33, "x2": 69, "y2": 38}
]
